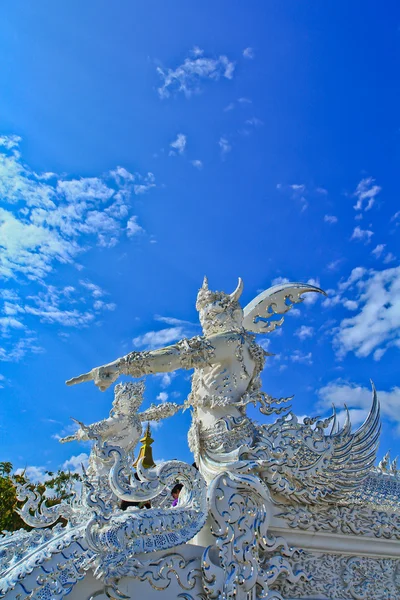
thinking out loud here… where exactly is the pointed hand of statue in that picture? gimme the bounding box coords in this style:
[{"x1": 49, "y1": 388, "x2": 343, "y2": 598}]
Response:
[{"x1": 66, "y1": 361, "x2": 120, "y2": 391}]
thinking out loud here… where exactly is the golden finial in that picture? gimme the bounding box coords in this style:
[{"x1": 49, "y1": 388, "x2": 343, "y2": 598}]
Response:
[{"x1": 133, "y1": 422, "x2": 156, "y2": 469}]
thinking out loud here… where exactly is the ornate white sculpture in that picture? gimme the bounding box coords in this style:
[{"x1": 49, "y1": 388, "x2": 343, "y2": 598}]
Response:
[
  {"x1": 60, "y1": 381, "x2": 180, "y2": 479},
  {"x1": 4, "y1": 275, "x2": 399, "y2": 600},
  {"x1": 66, "y1": 278, "x2": 379, "y2": 501}
]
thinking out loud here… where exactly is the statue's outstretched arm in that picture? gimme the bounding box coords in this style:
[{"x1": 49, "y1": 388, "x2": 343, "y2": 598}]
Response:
[
  {"x1": 59, "y1": 415, "x2": 122, "y2": 442},
  {"x1": 139, "y1": 401, "x2": 181, "y2": 423},
  {"x1": 66, "y1": 333, "x2": 231, "y2": 391}
]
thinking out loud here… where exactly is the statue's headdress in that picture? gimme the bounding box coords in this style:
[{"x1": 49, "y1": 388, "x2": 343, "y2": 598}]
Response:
[
  {"x1": 113, "y1": 381, "x2": 145, "y2": 412},
  {"x1": 196, "y1": 276, "x2": 243, "y2": 311}
]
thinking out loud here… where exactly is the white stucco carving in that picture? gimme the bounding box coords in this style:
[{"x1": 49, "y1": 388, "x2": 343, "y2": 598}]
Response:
[{"x1": 2, "y1": 276, "x2": 400, "y2": 600}]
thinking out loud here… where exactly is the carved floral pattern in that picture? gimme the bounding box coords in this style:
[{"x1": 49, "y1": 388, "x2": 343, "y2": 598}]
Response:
[
  {"x1": 273, "y1": 552, "x2": 400, "y2": 600},
  {"x1": 278, "y1": 502, "x2": 400, "y2": 539}
]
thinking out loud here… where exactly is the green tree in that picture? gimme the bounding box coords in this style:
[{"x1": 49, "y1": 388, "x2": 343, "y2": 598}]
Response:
[{"x1": 0, "y1": 462, "x2": 80, "y2": 533}]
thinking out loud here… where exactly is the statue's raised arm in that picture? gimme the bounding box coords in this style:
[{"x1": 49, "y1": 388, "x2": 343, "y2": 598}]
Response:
[{"x1": 66, "y1": 277, "x2": 326, "y2": 396}]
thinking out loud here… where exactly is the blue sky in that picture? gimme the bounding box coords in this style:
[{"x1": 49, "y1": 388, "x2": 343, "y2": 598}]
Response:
[{"x1": 1, "y1": 1, "x2": 400, "y2": 480}]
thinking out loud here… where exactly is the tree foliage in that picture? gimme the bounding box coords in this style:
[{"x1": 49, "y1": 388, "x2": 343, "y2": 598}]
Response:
[{"x1": 0, "y1": 462, "x2": 80, "y2": 533}]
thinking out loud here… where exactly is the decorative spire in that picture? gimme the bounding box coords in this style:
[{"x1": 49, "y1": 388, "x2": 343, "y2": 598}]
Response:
[{"x1": 133, "y1": 422, "x2": 155, "y2": 469}]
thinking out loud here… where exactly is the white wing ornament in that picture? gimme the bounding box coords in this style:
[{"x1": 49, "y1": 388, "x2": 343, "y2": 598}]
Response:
[{"x1": 243, "y1": 282, "x2": 327, "y2": 334}]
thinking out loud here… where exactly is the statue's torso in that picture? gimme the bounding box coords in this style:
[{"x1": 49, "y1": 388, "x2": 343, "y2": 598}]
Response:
[{"x1": 192, "y1": 334, "x2": 257, "y2": 428}]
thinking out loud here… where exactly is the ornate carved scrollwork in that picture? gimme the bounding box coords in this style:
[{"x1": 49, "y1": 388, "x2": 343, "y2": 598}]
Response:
[{"x1": 202, "y1": 471, "x2": 304, "y2": 600}]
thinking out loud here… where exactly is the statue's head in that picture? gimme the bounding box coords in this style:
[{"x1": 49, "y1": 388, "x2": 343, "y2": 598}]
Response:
[
  {"x1": 113, "y1": 381, "x2": 145, "y2": 415},
  {"x1": 196, "y1": 276, "x2": 244, "y2": 334}
]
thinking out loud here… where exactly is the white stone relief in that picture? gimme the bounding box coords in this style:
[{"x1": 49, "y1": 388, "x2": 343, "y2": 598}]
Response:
[
  {"x1": 272, "y1": 551, "x2": 400, "y2": 600},
  {"x1": 3, "y1": 276, "x2": 400, "y2": 600}
]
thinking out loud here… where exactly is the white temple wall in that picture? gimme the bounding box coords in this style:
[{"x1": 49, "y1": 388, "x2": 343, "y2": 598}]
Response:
[{"x1": 68, "y1": 544, "x2": 206, "y2": 600}]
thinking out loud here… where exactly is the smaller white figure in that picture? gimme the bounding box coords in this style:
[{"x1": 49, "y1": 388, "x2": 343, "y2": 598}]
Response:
[{"x1": 60, "y1": 381, "x2": 180, "y2": 478}]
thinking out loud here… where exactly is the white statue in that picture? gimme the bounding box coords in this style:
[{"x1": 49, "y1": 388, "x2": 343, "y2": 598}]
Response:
[
  {"x1": 60, "y1": 381, "x2": 180, "y2": 478},
  {"x1": 66, "y1": 278, "x2": 380, "y2": 499},
  {"x1": 65, "y1": 279, "x2": 317, "y2": 474}
]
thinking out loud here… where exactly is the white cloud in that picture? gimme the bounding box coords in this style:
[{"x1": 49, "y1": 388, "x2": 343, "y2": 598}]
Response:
[
  {"x1": 290, "y1": 350, "x2": 313, "y2": 365},
  {"x1": 0, "y1": 135, "x2": 157, "y2": 359},
  {"x1": 154, "y1": 315, "x2": 197, "y2": 327},
  {"x1": 238, "y1": 97, "x2": 252, "y2": 104},
  {"x1": 353, "y1": 177, "x2": 381, "y2": 211},
  {"x1": 0, "y1": 136, "x2": 155, "y2": 282},
  {"x1": 391, "y1": 211, "x2": 400, "y2": 223},
  {"x1": 224, "y1": 102, "x2": 235, "y2": 112},
  {"x1": 0, "y1": 134, "x2": 21, "y2": 150},
  {"x1": 243, "y1": 47, "x2": 255, "y2": 59},
  {"x1": 317, "y1": 380, "x2": 400, "y2": 432},
  {"x1": 383, "y1": 252, "x2": 396, "y2": 264},
  {"x1": 15, "y1": 466, "x2": 51, "y2": 483},
  {"x1": 157, "y1": 373, "x2": 173, "y2": 388},
  {"x1": 303, "y1": 278, "x2": 322, "y2": 305},
  {"x1": 333, "y1": 266, "x2": 400, "y2": 360},
  {"x1": 372, "y1": 244, "x2": 386, "y2": 258},
  {"x1": 0, "y1": 337, "x2": 43, "y2": 362},
  {"x1": 351, "y1": 226, "x2": 374, "y2": 243},
  {"x1": 57, "y1": 177, "x2": 114, "y2": 204},
  {"x1": 271, "y1": 276, "x2": 289, "y2": 286},
  {"x1": 79, "y1": 280, "x2": 104, "y2": 298},
  {"x1": 295, "y1": 326, "x2": 314, "y2": 340},
  {"x1": 62, "y1": 453, "x2": 89, "y2": 474},
  {"x1": 157, "y1": 51, "x2": 235, "y2": 98},
  {"x1": 169, "y1": 133, "x2": 187, "y2": 155},
  {"x1": 327, "y1": 259, "x2": 342, "y2": 271},
  {"x1": 324, "y1": 214, "x2": 338, "y2": 224},
  {"x1": 93, "y1": 300, "x2": 116, "y2": 311},
  {"x1": 132, "y1": 327, "x2": 186, "y2": 349},
  {"x1": 191, "y1": 46, "x2": 204, "y2": 57},
  {"x1": 343, "y1": 300, "x2": 358, "y2": 311},
  {"x1": 0, "y1": 316, "x2": 25, "y2": 332},
  {"x1": 245, "y1": 117, "x2": 263, "y2": 127},
  {"x1": 219, "y1": 137, "x2": 231, "y2": 156},
  {"x1": 127, "y1": 215, "x2": 144, "y2": 237},
  {"x1": 156, "y1": 392, "x2": 168, "y2": 402},
  {"x1": 132, "y1": 315, "x2": 198, "y2": 350},
  {"x1": 133, "y1": 172, "x2": 156, "y2": 195},
  {"x1": 191, "y1": 160, "x2": 203, "y2": 169},
  {"x1": 277, "y1": 183, "x2": 308, "y2": 212}
]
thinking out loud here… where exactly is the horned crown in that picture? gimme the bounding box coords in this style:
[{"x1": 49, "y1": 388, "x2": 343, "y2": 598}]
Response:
[{"x1": 195, "y1": 276, "x2": 244, "y2": 311}]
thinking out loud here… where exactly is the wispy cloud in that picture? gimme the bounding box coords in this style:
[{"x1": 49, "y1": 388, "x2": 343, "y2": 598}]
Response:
[
  {"x1": 191, "y1": 160, "x2": 203, "y2": 169},
  {"x1": 169, "y1": 133, "x2": 187, "y2": 155},
  {"x1": 371, "y1": 243, "x2": 396, "y2": 264},
  {"x1": 245, "y1": 117, "x2": 263, "y2": 127},
  {"x1": 0, "y1": 134, "x2": 154, "y2": 360},
  {"x1": 276, "y1": 183, "x2": 308, "y2": 212},
  {"x1": 15, "y1": 465, "x2": 51, "y2": 483},
  {"x1": 353, "y1": 177, "x2": 381, "y2": 212},
  {"x1": 351, "y1": 226, "x2": 374, "y2": 243},
  {"x1": 324, "y1": 214, "x2": 338, "y2": 224},
  {"x1": 127, "y1": 215, "x2": 145, "y2": 237},
  {"x1": 62, "y1": 452, "x2": 89, "y2": 474},
  {"x1": 157, "y1": 50, "x2": 235, "y2": 98},
  {"x1": 132, "y1": 315, "x2": 199, "y2": 350},
  {"x1": 290, "y1": 350, "x2": 313, "y2": 365},
  {"x1": 331, "y1": 266, "x2": 400, "y2": 361},
  {"x1": 243, "y1": 47, "x2": 255, "y2": 59},
  {"x1": 219, "y1": 136, "x2": 232, "y2": 157},
  {"x1": 295, "y1": 325, "x2": 314, "y2": 340},
  {"x1": 371, "y1": 244, "x2": 385, "y2": 258},
  {"x1": 0, "y1": 135, "x2": 153, "y2": 282},
  {"x1": 317, "y1": 380, "x2": 400, "y2": 433}
]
